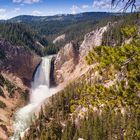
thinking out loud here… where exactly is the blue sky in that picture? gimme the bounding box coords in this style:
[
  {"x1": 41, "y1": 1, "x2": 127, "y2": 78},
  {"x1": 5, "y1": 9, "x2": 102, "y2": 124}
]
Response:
[{"x1": 0, "y1": 0, "x2": 139, "y2": 19}]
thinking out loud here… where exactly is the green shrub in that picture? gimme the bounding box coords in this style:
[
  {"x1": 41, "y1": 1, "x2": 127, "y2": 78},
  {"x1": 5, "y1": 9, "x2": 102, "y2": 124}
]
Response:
[
  {"x1": 0, "y1": 100, "x2": 6, "y2": 108},
  {"x1": 4, "y1": 80, "x2": 17, "y2": 97},
  {"x1": 0, "y1": 74, "x2": 17, "y2": 97},
  {"x1": 0, "y1": 87, "x2": 5, "y2": 98},
  {"x1": 121, "y1": 25, "x2": 137, "y2": 38},
  {"x1": 0, "y1": 74, "x2": 5, "y2": 87},
  {"x1": 0, "y1": 48, "x2": 5, "y2": 59}
]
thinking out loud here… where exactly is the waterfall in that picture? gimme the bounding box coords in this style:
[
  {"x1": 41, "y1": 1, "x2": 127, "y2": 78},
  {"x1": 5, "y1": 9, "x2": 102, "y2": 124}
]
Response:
[{"x1": 11, "y1": 56, "x2": 55, "y2": 140}]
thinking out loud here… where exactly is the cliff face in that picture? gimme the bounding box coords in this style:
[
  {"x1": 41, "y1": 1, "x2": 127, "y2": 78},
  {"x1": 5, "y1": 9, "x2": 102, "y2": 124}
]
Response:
[
  {"x1": 79, "y1": 26, "x2": 108, "y2": 58},
  {"x1": 0, "y1": 72, "x2": 28, "y2": 139},
  {"x1": 0, "y1": 39, "x2": 41, "y2": 139},
  {"x1": 54, "y1": 42, "x2": 79, "y2": 84},
  {"x1": 54, "y1": 25, "x2": 108, "y2": 85},
  {"x1": 0, "y1": 39, "x2": 41, "y2": 86}
]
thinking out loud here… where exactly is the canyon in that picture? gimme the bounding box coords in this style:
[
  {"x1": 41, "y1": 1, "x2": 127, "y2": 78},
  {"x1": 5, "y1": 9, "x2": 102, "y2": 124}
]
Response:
[
  {"x1": 0, "y1": 24, "x2": 108, "y2": 139},
  {"x1": 0, "y1": 12, "x2": 139, "y2": 140}
]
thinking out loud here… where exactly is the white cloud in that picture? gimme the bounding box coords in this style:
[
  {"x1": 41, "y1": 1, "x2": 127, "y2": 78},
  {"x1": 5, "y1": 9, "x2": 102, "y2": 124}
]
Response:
[
  {"x1": 70, "y1": 5, "x2": 81, "y2": 14},
  {"x1": 13, "y1": 0, "x2": 22, "y2": 3},
  {"x1": 0, "y1": 8, "x2": 7, "y2": 19},
  {"x1": 82, "y1": 5, "x2": 89, "y2": 9},
  {"x1": 32, "y1": 10, "x2": 42, "y2": 16},
  {"x1": 14, "y1": 7, "x2": 20, "y2": 12},
  {"x1": 92, "y1": 0, "x2": 111, "y2": 9},
  {"x1": 0, "y1": 15, "x2": 7, "y2": 19},
  {"x1": 0, "y1": 8, "x2": 6, "y2": 13},
  {"x1": 13, "y1": 0, "x2": 41, "y2": 4}
]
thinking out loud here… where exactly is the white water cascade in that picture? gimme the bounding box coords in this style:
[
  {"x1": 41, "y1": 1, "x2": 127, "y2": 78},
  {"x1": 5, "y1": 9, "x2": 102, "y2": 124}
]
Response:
[{"x1": 11, "y1": 56, "x2": 56, "y2": 140}]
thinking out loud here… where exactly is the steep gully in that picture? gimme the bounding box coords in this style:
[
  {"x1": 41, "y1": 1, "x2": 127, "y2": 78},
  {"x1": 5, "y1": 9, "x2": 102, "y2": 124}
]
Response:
[{"x1": 11, "y1": 25, "x2": 108, "y2": 140}]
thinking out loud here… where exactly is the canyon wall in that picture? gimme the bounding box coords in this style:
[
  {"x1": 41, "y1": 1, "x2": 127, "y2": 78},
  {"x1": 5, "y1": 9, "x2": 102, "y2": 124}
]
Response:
[
  {"x1": 54, "y1": 25, "x2": 108, "y2": 85},
  {"x1": 0, "y1": 39, "x2": 41, "y2": 139},
  {"x1": 0, "y1": 39, "x2": 41, "y2": 86}
]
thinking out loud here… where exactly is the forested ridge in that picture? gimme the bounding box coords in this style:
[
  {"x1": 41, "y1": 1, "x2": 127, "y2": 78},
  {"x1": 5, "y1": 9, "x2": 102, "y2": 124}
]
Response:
[
  {"x1": 22, "y1": 14, "x2": 140, "y2": 140},
  {"x1": 0, "y1": 12, "x2": 125, "y2": 56},
  {"x1": 0, "y1": 23, "x2": 48, "y2": 55}
]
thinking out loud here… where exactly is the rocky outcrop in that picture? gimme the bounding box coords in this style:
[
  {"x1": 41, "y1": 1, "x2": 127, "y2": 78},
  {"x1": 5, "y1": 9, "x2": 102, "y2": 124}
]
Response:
[
  {"x1": 0, "y1": 39, "x2": 41, "y2": 86},
  {"x1": 54, "y1": 42, "x2": 79, "y2": 84},
  {"x1": 54, "y1": 25, "x2": 108, "y2": 85},
  {"x1": 79, "y1": 26, "x2": 108, "y2": 58},
  {"x1": 53, "y1": 34, "x2": 65, "y2": 44}
]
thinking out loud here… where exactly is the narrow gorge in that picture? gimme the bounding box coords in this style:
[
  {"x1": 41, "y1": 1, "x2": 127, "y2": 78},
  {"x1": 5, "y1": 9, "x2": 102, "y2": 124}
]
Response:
[{"x1": 10, "y1": 24, "x2": 108, "y2": 140}]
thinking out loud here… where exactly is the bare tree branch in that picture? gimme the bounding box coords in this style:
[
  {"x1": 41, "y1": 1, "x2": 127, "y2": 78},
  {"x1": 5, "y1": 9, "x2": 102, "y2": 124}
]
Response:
[{"x1": 111, "y1": 0, "x2": 137, "y2": 11}]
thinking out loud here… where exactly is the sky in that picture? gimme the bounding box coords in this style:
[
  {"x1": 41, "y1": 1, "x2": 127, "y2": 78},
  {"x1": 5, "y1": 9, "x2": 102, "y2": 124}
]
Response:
[{"x1": 0, "y1": 0, "x2": 139, "y2": 19}]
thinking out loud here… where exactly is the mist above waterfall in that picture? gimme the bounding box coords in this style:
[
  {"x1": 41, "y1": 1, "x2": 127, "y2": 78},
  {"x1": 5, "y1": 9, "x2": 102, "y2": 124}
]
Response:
[{"x1": 11, "y1": 56, "x2": 57, "y2": 140}]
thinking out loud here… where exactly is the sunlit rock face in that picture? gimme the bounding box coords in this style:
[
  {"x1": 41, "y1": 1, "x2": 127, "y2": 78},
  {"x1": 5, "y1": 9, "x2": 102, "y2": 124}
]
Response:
[
  {"x1": 54, "y1": 42, "x2": 79, "y2": 85},
  {"x1": 54, "y1": 25, "x2": 108, "y2": 85},
  {"x1": 53, "y1": 34, "x2": 65, "y2": 44},
  {"x1": 79, "y1": 25, "x2": 108, "y2": 58},
  {"x1": 0, "y1": 39, "x2": 41, "y2": 86}
]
